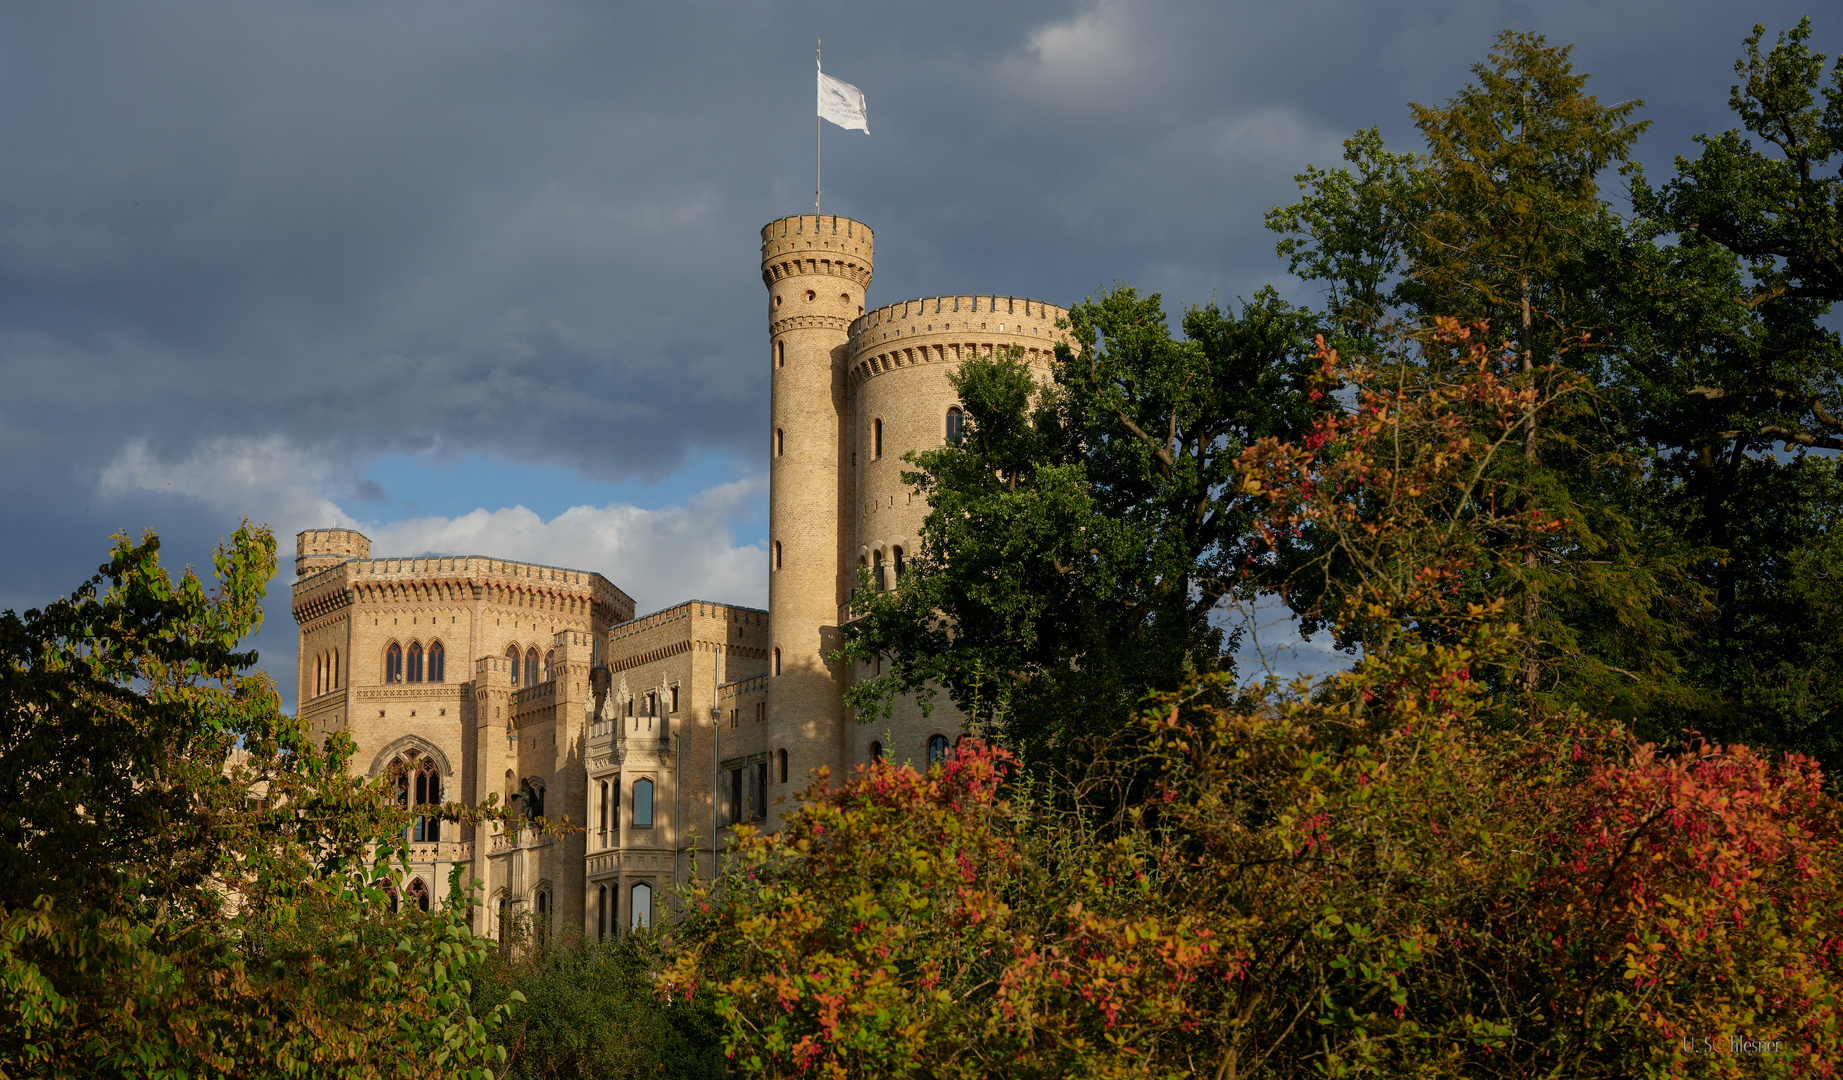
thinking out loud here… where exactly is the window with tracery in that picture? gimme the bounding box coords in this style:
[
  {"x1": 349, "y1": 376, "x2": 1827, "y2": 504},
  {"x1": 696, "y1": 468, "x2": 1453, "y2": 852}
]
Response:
[
  {"x1": 525, "y1": 647, "x2": 540, "y2": 687},
  {"x1": 946, "y1": 406, "x2": 964, "y2": 443},
  {"x1": 407, "y1": 641, "x2": 423, "y2": 683},
  {"x1": 427, "y1": 640, "x2": 444, "y2": 683},
  {"x1": 544, "y1": 649, "x2": 555, "y2": 683},
  {"x1": 385, "y1": 642, "x2": 403, "y2": 684},
  {"x1": 406, "y1": 877, "x2": 430, "y2": 912},
  {"x1": 391, "y1": 748, "x2": 442, "y2": 842},
  {"x1": 506, "y1": 644, "x2": 521, "y2": 687}
]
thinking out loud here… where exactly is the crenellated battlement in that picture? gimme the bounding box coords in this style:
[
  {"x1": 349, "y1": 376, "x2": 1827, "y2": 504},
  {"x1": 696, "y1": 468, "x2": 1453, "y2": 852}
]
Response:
[
  {"x1": 760, "y1": 214, "x2": 874, "y2": 289},
  {"x1": 849, "y1": 294, "x2": 1064, "y2": 341},
  {"x1": 296, "y1": 528, "x2": 371, "y2": 577}
]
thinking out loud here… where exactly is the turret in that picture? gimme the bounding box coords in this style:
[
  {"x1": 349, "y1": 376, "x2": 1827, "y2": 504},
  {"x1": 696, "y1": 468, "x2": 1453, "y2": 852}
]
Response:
[
  {"x1": 296, "y1": 528, "x2": 370, "y2": 578},
  {"x1": 760, "y1": 214, "x2": 874, "y2": 804}
]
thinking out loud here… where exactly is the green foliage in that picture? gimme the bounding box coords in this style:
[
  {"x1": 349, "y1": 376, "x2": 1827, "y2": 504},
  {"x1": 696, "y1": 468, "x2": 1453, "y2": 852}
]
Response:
[
  {"x1": 838, "y1": 287, "x2": 1322, "y2": 759},
  {"x1": 472, "y1": 931, "x2": 723, "y2": 1080},
  {"x1": 0, "y1": 526, "x2": 518, "y2": 1078},
  {"x1": 673, "y1": 342, "x2": 1843, "y2": 1079},
  {"x1": 1658, "y1": 17, "x2": 1843, "y2": 304}
]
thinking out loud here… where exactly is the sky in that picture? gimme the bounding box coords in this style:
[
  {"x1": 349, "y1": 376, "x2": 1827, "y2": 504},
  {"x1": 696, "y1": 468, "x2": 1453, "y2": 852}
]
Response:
[{"x1": 0, "y1": 0, "x2": 1823, "y2": 705}]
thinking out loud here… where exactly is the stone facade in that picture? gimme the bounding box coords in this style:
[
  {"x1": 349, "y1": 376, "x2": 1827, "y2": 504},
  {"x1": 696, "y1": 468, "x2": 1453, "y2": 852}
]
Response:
[{"x1": 292, "y1": 213, "x2": 1069, "y2": 937}]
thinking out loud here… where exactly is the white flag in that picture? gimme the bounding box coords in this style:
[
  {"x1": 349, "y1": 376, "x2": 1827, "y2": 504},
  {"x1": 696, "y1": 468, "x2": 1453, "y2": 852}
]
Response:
[{"x1": 817, "y1": 62, "x2": 868, "y2": 134}]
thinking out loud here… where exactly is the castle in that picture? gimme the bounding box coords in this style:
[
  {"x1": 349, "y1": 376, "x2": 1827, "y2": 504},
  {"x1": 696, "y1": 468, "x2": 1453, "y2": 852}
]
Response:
[{"x1": 292, "y1": 215, "x2": 1069, "y2": 938}]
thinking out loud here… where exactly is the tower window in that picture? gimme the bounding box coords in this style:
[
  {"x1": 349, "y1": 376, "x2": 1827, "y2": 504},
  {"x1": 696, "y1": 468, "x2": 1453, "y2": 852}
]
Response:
[
  {"x1": 805, "y1": 289, "x2": 815, "y2": 301},
  {"x1": 946, "y1": 407, "x2": 964, "y2": 444},
  {"x1": 670, "y1": 685, "x2": 679, "y2": 713},
  {"x1": 773, "y1": 541, "x2": 782, "y2": 570},
  {"x1": 773, "y1": 647, "x2": 782, "y2": 676},
  {"x1": 873, "y1": 550, "x2": 886, "y2": 593},
  {"x1": 778, "y1": 748, "x2": 788, "y2": 784},
  {"x1": 506, "y1": 645, "x2": 521, "y2": 687},
  {"x1": 776, "y1": 341, "x2": 785, "y2": 367},
  {"x1": 632, "y1": 882, "x2": 652, "y2": 930},
  {"x1": 525, "y1": 647, "x2": 540, "y2": 687},
  {"x1": 632, "y1": 778, "x2": 654, "y2": 828},
  {"x1": 873, "y1": 418, "x2": 883, "y2": 459},
  {"x1": 407, "y1": 641, "x2": 423, "y2": 683},
  {"x1": 774, "y1": 428, "x2": 784, "y2": 456},
  {"x1": 385, "y1": 642, "x2": 403, "y2": 684},
  {"x1": 427, "y1": 641, "x2": 444, "y2": 683},
  {"x1": 892, "y1": 546, "x2": 905, "y2": 582}
]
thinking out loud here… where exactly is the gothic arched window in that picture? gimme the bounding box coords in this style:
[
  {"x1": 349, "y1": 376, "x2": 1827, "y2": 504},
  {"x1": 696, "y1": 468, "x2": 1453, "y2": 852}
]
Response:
[
  {"x1": 427, "y1": 640, "x2": 444, "y2": 683},
  {"x1": 406, "y1": 877, "x2": 430, "y2": 912},
  {"x1": 384, "y1": 642, "x2": 402, "y2": 684},
  {"x1": 506, "y1": 644, "x2": 521, "y2": 687},
  {"x1": 544, "y1": 649, "x2": 555, "y2": 683},
  {"x1": 632, "y1": 882, "x2": 652, "y2": 929},
  {"x1": 525, "y1": 647, "x2": 540, "y2": 687},
  {"x1": 927, "y1": 733, "x2": 950, "y2": 769},
  {"x1": 892, "y1": 546, "x2": 905, "y2": 583},
  {"x1": 407, "y1": 641, "x2": 423, "y2": 683},
  {"x1": 632, "y1": 778, "x2": 653, "y2": 828},
  {"x1": 870, "y1": 740, "x2": 884, "y2": 762},
  {"x1": 392, "y1": 749, "x2": 442, "y2": 843},
  {"x1": 946, "y1": 406, "x2": 964, "y2": 444}
]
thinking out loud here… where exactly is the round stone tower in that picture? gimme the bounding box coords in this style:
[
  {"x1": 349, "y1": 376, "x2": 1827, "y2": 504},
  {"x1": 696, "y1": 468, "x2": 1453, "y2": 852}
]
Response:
[
  {"x1": 840, "y1": 295, "x2": 1072, "y2": 764},
  {"x1": 760, "y1": 213, "x2": 874, "y2": 795}
]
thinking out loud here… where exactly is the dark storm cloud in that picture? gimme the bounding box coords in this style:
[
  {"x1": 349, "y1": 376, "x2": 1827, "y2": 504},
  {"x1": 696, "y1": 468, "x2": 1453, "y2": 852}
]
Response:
[{"x1": 0, "y1": 0, "x2": 1822, "y2": 613}]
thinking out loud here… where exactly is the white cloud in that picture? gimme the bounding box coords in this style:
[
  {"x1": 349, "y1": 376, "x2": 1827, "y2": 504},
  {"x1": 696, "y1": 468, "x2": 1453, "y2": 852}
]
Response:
[
  {"x1": 366, "y1": 479, "x2": 767, "y2": 614},
  {"x1": 95, "y1": 435, "x2": 767, "y2": 616},
  {"x1": 98, "y1": 435, "x2": 357, "y2": 533}
]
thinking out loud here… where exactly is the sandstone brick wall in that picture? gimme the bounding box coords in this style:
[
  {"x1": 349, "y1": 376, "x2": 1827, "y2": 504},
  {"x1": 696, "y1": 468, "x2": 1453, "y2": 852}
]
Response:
[
  {"x1": 762, "y1": 214, "x2": 873, "y2": 820},
  {"x1": 591, "y1": 600, "x2": 769, "y2": 935},
  {"x1": 289, "y1": 536, "x2": 633, "y2": 936}
]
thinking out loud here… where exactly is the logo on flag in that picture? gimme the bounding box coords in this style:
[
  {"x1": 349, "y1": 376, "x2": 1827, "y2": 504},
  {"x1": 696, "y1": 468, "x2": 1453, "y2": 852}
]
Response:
[{"x1": 818, "y1": 62, "x2": 868, "y2": 134}]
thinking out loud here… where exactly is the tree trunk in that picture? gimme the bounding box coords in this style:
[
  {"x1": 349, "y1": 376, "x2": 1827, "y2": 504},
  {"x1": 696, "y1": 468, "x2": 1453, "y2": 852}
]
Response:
[{"x1": 1521, "y1": 271, "x2": 1539, "y2": 694}]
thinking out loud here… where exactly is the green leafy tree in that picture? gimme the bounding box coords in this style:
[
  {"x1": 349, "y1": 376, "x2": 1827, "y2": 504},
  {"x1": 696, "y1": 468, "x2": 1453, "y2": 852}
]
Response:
[
  {"x1": 837, "y1": 287, "x2": 1321, "y2": 760},
  {"x1": 0, "y1": 526, "x2": 519, "y2": 1078},
  {"x1": 1660, "y1": 17, "x2": 1843, "y2": 306},
  {"x1": 471, "y1": 931, "x2": 723, "y2": 1080}
]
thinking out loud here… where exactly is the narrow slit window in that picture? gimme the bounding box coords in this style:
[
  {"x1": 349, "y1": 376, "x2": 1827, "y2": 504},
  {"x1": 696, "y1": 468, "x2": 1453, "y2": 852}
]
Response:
[{"x1": 873, "y1": 418, "x2": 883, "y2": 459}]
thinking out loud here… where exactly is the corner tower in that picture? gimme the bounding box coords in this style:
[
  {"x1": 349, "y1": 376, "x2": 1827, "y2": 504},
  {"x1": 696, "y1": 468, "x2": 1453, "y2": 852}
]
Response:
[{"x1": 760, "y1": 214, "x2": 874, "y2": 796}]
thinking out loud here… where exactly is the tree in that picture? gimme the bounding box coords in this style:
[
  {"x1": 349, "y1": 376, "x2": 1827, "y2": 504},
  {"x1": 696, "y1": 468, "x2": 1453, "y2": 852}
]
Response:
[
  {"x1": 837, "y1": 287, "x2": 1322, "y2": 762},
  {"x1": 672, "y1": 338, "x2": 1843, "y2": 1079},
  {"x1": 0, "y1": 526, "x2": 519, "y2": 1078},
  {"x1": 1271, "y1": 30, "x2": 1657, "y2": 700},
  {"x1": 1659, "y1": 18, "x2": 1843, "y2": 306},
  {"x1": 471, "y1": 931, "x2": 724, "y2": 1080}
]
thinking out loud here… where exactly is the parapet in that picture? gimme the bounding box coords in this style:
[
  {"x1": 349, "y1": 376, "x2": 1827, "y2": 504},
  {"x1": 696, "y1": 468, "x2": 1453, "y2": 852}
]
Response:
[
  {"x1": 760, "y1": 214, "x2": 874, "y2": 287},
  {"x1": 295, "y1": 528, "x2": 370, "y2": 578}
]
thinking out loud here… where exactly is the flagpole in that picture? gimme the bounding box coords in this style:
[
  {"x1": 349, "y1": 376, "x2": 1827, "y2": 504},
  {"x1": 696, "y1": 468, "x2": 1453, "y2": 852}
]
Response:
[{"x1": 815, "y1": 39, "x2": 822, "y2": 215}]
